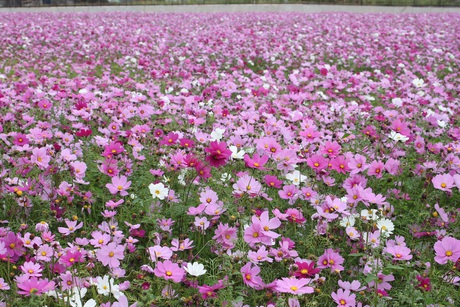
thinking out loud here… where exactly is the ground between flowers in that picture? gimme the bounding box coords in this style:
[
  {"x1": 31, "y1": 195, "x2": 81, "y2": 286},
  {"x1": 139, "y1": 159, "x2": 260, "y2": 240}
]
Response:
[{"x1": 0, "y1": 11, "x2": 459, "y2": 307}]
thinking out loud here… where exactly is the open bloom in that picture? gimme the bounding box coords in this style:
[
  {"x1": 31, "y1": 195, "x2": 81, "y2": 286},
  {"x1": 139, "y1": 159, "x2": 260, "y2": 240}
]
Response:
[
  {"x1": 241, "y1": 262, "x2": 265, "y2": 290},
  {"x1": 275, "y1": 277, "x2": 314, "y2": 295},
  {"x1": 432, "y1": 174, "x2": 455, "y2": 192},
  {"x1": 331, "y1": 288, "x2": 356, "y2": 307},
  {"x1": 154, "y1": 260, "x2": 185, "y2": 283},
  {"x1": 149, "y1": 183, "x2": 169, "y2": 200},
  {"x1": 205, "y1": 141, "x2": 232, "y2": 168},
  {"x1": 106, "y1": 176, "x2": 131, "y2": 196},
  {"x1": 97, "y1": 242, "x2": 125, "y2": 268},
  {"x1": 434, "y1": 236, "x2": 460, "y2": 265},
  {"x1": 184, "y1": 262, "x2": 207, "y2": 277}
]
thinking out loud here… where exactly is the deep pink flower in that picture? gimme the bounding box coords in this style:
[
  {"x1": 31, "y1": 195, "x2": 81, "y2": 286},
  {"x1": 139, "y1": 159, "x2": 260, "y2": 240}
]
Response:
[
  {"x1": 102, "y1": 141, "x2": 124, "y2": 158},
  {"x1": 205, "y1": 141, "x2": 232, "y2": 168},
  {"x1": 416, "y1": 275, "x2": 431, "y2": 292},
  {"x1": 293, "y1": 261, "x2": 321, "y2": 278},
  {"x1": 264, "y1": 175, "x2": 282, "y2": 188},
  {"x1": 13, "y1": 133, "x2": 29, "y2": 146},
  {"x1": 154, "y1": 260, "x2": 185, "y2": 283}
]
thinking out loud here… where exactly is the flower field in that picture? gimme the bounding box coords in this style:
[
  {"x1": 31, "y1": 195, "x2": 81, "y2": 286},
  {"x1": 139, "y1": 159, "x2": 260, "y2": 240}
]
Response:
[{"x1": 0, "y1": 11, "x2": 460, "y2": 306}]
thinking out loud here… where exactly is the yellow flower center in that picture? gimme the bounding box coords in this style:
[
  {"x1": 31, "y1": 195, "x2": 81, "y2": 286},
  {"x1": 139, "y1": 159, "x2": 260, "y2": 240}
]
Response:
[
  {"x1": 446, "y1": 250, "x2": 453, "y2": 257},
  {"x1": 109, "y1": 251, "x2": 114, "y2": 257},
  {"x1": 290, "y1": 286, "x2": 298, "y2": 291},
  {"x1": 166, "y1": 271, "x2": 172, "y2": 276}
]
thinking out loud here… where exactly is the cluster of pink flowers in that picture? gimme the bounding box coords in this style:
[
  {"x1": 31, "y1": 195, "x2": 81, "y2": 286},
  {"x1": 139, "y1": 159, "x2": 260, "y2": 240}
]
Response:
[{"x1": 0, "y1": 11, "x2": 459, "y2": 307}]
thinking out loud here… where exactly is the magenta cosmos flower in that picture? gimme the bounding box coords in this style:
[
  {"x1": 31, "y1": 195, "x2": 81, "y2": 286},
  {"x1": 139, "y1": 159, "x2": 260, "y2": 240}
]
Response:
[
  {"x1": 154, "y1": 260, "x2": 185, "y2": 283},
  {"x1": 205, "y1": 141, "x2": 232, "y2": 168},
  {"x1": 275, "y1": 277, "x2": 314, "y2": 295},
  {"x1": 106, "y1": 176, "x2": 131, "y2": 196},
  {"x1": 434, "y1": 236, "x2": 460, "y2": 265}
]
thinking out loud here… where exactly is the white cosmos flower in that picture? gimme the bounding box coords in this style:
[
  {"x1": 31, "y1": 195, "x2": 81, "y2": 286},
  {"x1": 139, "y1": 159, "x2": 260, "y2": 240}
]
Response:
[
  {"x1": 376, "y1": 218, "x2": 394, "y2": 238},
  {"x1": 340, "y1": 215, "x2": 356, "y2": 228},
  {"x1": 388, "y1": 131, "x2": 409, "y2": 143},
  {"x1": 184, "y1": 262, "x2": 207, "y2": 277},
  {"x1": 412, "y1": 78, "x2": 426, "y2": 88},
  {"x1": 437, "y1": 120, "x2": 447, "y2": 128},
  {"x1": 361, "y1": 209, "x2": 379, "y2": 221},
  {"x1": 285, "y1": 170, "x2": 307, "y2": 186},
  {"x1": 210, "y1": 128, "x2": 225, "y2": 141},
  {"x1": 229, "y1": 146, "x2": 245, "y2": 160},
  {"x1": 149, "y1": 183, "x2": 169, "y2": 200}
]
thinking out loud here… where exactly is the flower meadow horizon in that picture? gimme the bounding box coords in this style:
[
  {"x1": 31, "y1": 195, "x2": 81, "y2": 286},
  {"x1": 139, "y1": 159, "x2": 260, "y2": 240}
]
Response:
[{"x1": 0, "y1": 11, "x2": 460, "y2": 307}]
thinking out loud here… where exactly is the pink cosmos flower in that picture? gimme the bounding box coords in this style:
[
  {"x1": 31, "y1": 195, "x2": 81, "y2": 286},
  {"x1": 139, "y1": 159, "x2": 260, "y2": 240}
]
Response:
[
  {"x1": 348, "y1": 154, "x2": 368, "y2": 175},
  {"x1": 106, "y1": 176, "x2": 131, "y2": 196},
  {"x1": 154, "y1": 260, "x2": 185, "y2": 283},
  {"x1": 0, "y1": 278, "x2": 10, "y2": 290},
  {"x1": 17, "y1": 277, "x2": 54, "y2": 296},
  {"x1": 233, "y1": 174, "x2": 262, "y2": 196},
  {"x1": 432, "y1": 174, "x2": 455, "y2": 192},
  {"x1": 244, "y1": 154, "x2": 269, "y2": 170},
  {"x1": 148, "y1": 245, "x2": 173, "y2": 262},
  {"x1": 1, "y1": 231, "x2": 25, "y2": 261},
  {"x1": 367, "y1": 160, "x2": 385, "y2": 178},
  {"x1": 434, "y1": 236, "x2": 460, "y2": 264},
  {"x1": 307, "y1": 154, "x2": 328, "y2": 172},
  {"x1": 58, "y1": 219, "x2": 83, "y2": 236},
  {"x1": 97, "y1": 242, "x2": 125, "y2": 268},
  {"x1": 338, "y1": 280, "x2": 365, "y2": 292},
  {"x1": 89, "y1": 231, "x2": 111, "y2": 247},
  {"x1": 248, "y1": 246, "x2": 273, "y2": 264},
  {"x1": 241, "y1": 262, "x2": 265, "y2": 290},
  {"x1": 102, "y1": 141, "x2": 124, "y2": 158},
  {"x1": 384, "y1": 245, "x2": 412, "y2": 261},
  {"x1": 317, "y1": 248, "x2": 344, "y2": 272},
  {"x1": 31, "y1": 147, "x2": 51, "y2": 169},
  {"x1": 205, "y1": 141, "x2": 232, "y2": 168},
  {"x1": 21, "y1": 261, "x2": 43, "y2": 278},
  {"x1": 320, "y1": 141, "x2": 341, "y2": 157},
  {"x1": 331, "y1": 288, "x2": 356, "y2": 307},
  {"x1": 275, "y1": 277, "x2": 314, "y2": 295},
  {"x1": 213, "y1": 223, "x2": 237, "y2": 249},
  {"x1": 369, "y1": 273, "x2": 394, "y2": 291}
]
